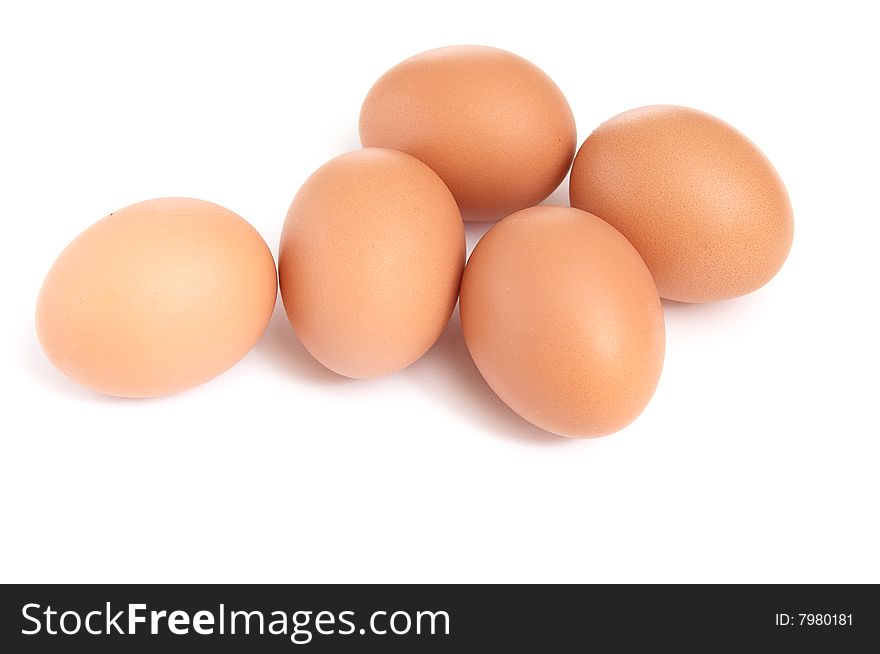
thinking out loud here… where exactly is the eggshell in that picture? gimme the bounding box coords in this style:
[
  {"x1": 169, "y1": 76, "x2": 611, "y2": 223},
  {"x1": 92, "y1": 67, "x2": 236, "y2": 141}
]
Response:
[
  {"x1": 460, "y1": 205, "x2": 665, "y2": 437},
  {"x1": 569, "y1": 105, "x2": 794, "y2": 302},
  {"x1": 359, "y1": 45, "x2": 576, "y2": 221},
  {"x1": 279, "y1": 148, "x2": 465, "y2": 379},
  {"x1": 36, "y1": 197, "x2": 278, "y2": 398}
]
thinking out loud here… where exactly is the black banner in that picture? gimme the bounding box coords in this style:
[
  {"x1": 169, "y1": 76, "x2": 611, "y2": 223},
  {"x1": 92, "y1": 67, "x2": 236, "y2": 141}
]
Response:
[{"x1": 1, "y1": 584, "x2": 875, "y2": 651}]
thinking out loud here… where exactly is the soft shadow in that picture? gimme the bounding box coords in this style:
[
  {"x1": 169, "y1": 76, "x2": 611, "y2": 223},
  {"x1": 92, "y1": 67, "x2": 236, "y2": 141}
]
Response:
[
  {"x1": 326, "y1": 120, "x2": 362, "y2": 155},
  {"x1": 460, "y1": 210, "x2": 499, "y2": 224},
  {"x1": 661, "y1": 293, "x2": 763, "y2": 322},
  {"x1": 464, "y1": 221, "x2": 493, "y2": 255},
  {"x1": 332, "y1": 128, "x2": 363, "y2": 156},
  {"x1": 461, "y1": 178, "x2": 571, "y2": 250},
  {"x1": 406, "y1": 307, "x2": 569, "y2": 445},
  {"x1": 254, "y1": 302, "x2": 350, "y2": 385},
  {"x1": 539, "y1": 178, "x2": 570, "y2": 207}
]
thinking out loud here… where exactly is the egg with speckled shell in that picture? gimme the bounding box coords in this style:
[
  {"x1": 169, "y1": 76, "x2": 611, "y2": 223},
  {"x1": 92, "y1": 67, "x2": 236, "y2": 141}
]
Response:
[
  {"x1": 460, "y1": 205, "x2": 665, "y2": 438},
  {"x1": 36, "y1": 197, "x2": 277, "y2": 398},
  {"x1": 569, "y1": 105, "x2": 793, "y2": 303},
  {"x1": 360, "y1": 45, "x2": 576, "y2": 221},
  {"x1": 279, "y1": 148, "x2": 465, "y2": 379}
]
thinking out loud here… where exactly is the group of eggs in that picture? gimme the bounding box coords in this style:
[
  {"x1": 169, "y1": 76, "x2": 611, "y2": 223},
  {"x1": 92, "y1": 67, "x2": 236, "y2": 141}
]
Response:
[{"x1": 36, "y1": 45, "x2": 793, "y2": 438}]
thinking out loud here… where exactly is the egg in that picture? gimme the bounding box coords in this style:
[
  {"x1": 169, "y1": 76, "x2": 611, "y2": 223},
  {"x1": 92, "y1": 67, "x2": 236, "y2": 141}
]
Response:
[
  {"x1": 569, "y1": 105, "x2": 794, "y2": 303},
  {"x1": 460, "y1": 205, "x2": 665, "y2": 437},
  {"x1": 279, "y1": 148, "x2": 465, "y2": 378},
  {"x1": 359, "y1": 45, "x2": 576, "y2": 221},
  {"x1": 36, "y1": 197, "x2": 277, "y2": 397}
]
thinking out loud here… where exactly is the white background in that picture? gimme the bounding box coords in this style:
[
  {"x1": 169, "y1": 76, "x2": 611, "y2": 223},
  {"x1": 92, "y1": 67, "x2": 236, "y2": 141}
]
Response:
[{"x1": 1, "y1": 0, "x2": 878, "y2": 583}]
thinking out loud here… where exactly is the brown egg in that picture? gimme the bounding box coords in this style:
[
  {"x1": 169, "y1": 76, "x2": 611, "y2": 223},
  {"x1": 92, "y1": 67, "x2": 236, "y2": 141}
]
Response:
[
  {"x1": 36, "y1": 198, "x2": 277, "y2": 397},
  {"x1": 460, "y1": 205, "x2": 665, "y2": 438},
  {"x1": 279, "y1": 148, "x2": 465, "y2": 379},
  {"x1": 569, "y1": 105, "x2": 794, "y2": 303},
  {"x1": 359, "y1": 45, "x2": 576, "y2": 221}
]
